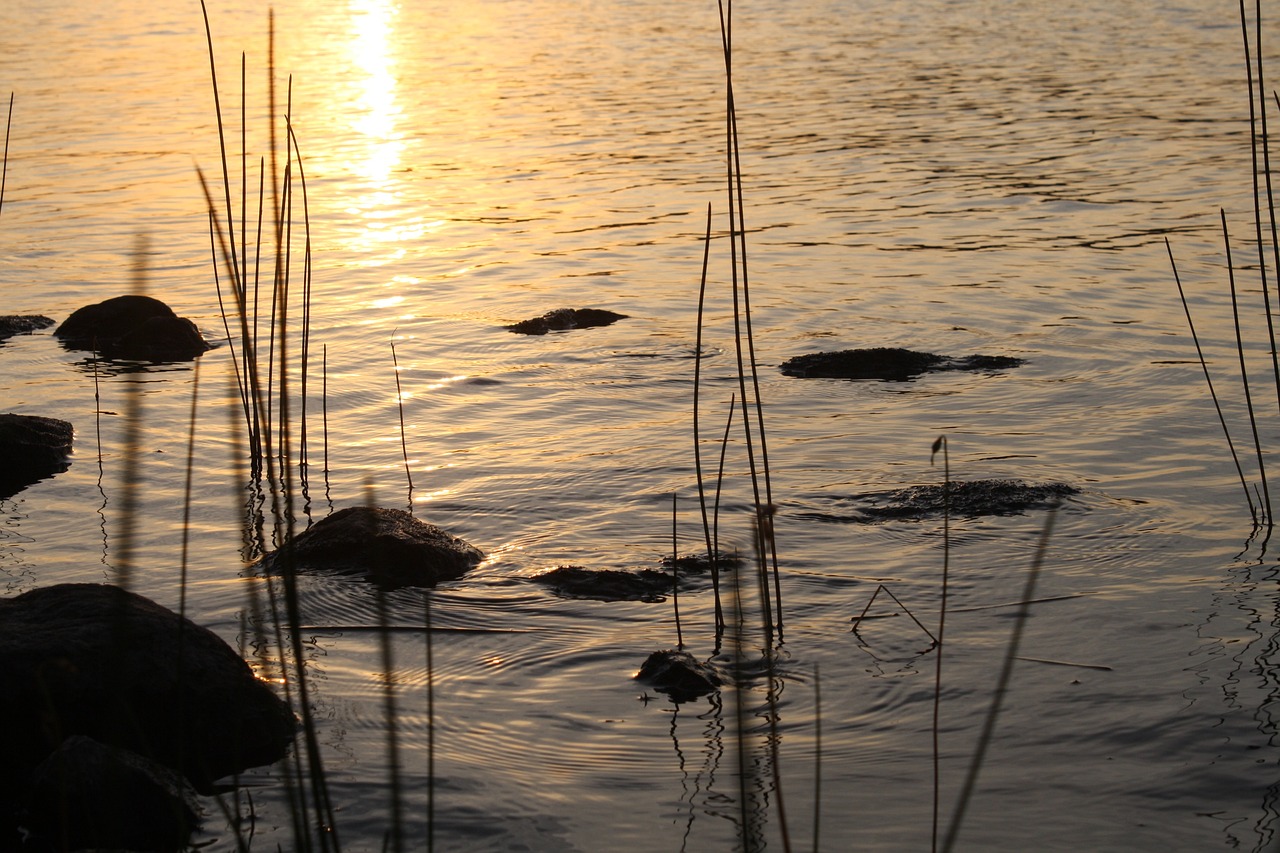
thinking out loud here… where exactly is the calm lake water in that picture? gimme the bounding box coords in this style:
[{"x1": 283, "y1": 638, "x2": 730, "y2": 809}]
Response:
[{"x1": 1, "y1": 0, "x2": 1277, "y2": 850}]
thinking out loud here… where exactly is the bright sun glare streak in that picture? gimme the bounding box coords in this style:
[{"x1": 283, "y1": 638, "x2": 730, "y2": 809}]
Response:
[
  {"x1": 345, "y1": 0, "x2": 438, "y2": 258},
  {"x1": 350, "y1": 0, "x2": 402, "y2": 185}
]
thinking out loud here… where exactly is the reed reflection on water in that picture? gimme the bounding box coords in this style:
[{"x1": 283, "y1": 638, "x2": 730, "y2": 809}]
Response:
[{"x1": 1, "y1": 0, "x2": 1279, "y2": 850}]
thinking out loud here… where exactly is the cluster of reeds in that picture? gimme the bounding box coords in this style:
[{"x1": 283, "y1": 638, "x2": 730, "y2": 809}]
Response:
[
  {"x1": 664, "y1": 3, "x2": 797, "y2": 849},
  {"x1": 1170, "y1": 0, "x2": 1280, "y2": 535},
  {"x1": 194, "y1": 5, "x2": 370, "y2": 850},
  {"x1": 194, "y1": 3, "x2": 446, "y2": 847}
]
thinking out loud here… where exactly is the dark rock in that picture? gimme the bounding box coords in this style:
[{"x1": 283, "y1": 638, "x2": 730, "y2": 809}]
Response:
[
  {"x1": 269, "y1": 506, "x2": 484, "y2": 588},
  {"x1": 780, "y1": 347, "x2": 1023, "y2": 381},
  {"x1": 23, "y1": 735, "x2": 199, "y2": 852},
  {"x1": 0, "y1": 413, "x2": 73, "y2": 499},
  {"x1": 0, "y1": 583, "x2": 296, "y2": 794},
  {"x1": 636, "y1": 649, "x2": 721, "y2": 703},
  {"x1": 659, "y1": 551, "x2": 743, "y2": 573},
  {"x1": 532, "y1": 566, "x2": 675, "y2": 602},
  {"x1": 0, "y1": 314, "x2": 54, "y2": 343},
  {"x1": 505, "y1": 308, "x2": 628, "y2": 335},
  {"x1": 55, "y1": 295, "x2": 212, "y2": 361},
  {"x1": 851, "y1": 479, "x2": 1076, "y2": 521}
]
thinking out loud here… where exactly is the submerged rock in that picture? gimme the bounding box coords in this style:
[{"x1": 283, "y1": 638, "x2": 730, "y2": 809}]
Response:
[
  {"x1": 780, "y1": 347, "x2": 1023, "y2": 381},
  {"x1": 0, "y1": 314, "x2": 54, "y2": 343},
  {"x1": 531, "y1": 566, "x2": 675, "y2": 602},
  {"x1": 55, "y1": 294, "x2": 212, "y2": 361},
  {"x1": 505, "y1": 308, "x2": 628, "y2": 335},
  {"x1": 851, "y1": 478, "x2": 1076, "y2": 521},
  {"x1": 23, "y1": 735, "x2": 200, "y2": 852},
  {"x1": 0, "y1": 413, "x2": 73, "y2": 498},
  {"x1": 0, "y1": 583, "x2": 296, "y2": 794},
  {"x1": 660, "y1": 551, "x2": 744, "y2": 573},
  {"x1": 269, "y1": 505, "x2": 484, "y2": 588},
  {"x1": 636, "y1": 649, "x2": 721, "y2": 703}
]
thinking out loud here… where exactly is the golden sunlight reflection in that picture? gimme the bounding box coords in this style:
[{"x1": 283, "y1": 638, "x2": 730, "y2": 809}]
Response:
[
  {"x1": 410, "y1": 487, "x2": 452, "y2": 504},
  {"x1": 342, "y1": 0, "x2": 442, "y2": 260},
  {"x1": 349, "y1": 0, "x2": 402, "y2": 184}
]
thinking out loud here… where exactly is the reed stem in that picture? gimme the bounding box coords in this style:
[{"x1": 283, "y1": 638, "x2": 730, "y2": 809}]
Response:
[
  {"x1": 692, "y1": 202, "x2": 724, "y2": 631},
  {"x1": 1223, "y1": 209, "x2": 1273, "y2": 523},
  {"x1": 942, "y1": 505, "x2": 1059, "y2": 852},
  {"x1": 930, "y1": 436, "x2": 950, "y2": 853},
  {"x1": 1, "y1": 91, "x2": 12, "y2": 218},
  {"x1": 1167, "y1": 238, "x2": 1258, "y2": 520},
  {"x1": 672, "y1": 492, "x2": 684, "y2": 649}
]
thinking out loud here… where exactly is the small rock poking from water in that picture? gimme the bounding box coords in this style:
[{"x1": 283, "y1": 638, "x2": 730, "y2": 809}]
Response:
[
  {"x1": 0, "y1": 314, "x2": 54, "y2": 343},
  {"x1": 531, "y1": 566, "x2": 675, "y2": 602},
  {"x1": 23, "y1": 735, "x2": 200, "y2": 853},
  {"x1": 635, "y1": 649, "x2": 722, "y2": 703},
  {"x1": 55, "y1": 294, "x2": 212, "y2": 361},
  {"x1": 780, "y1": 347, "x2": 1023, "y2": 381},
  {"x1": 660, "y1": 551, "x2": 744, "y2": 573},
  {"x1": 268, "y1": 505, "x2": 485, "y2": 588},
  {"x1": 505, "y1": 307, "x2": 628, "y2": 335},
  {"x1": 852, "y1": 478, "x2": 1077, "y2": 521},
  {"x1": 0, "y1": 412, "x2": 73, "y2": 499}
]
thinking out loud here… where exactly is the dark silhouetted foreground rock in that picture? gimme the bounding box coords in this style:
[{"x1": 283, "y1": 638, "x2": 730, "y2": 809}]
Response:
[
  {"x1": 851, "y1": 479, "x2": 1076, "y2": 521},
  {"x1": 0, "y1": 583, "x2": 296, "y2": 795},
  {"x1": 0, "y1": 314, "x2": 54, "y2": 342},
  {"x1": 269, "y1": 505, "x2": 484, "y2": 588},
  {"x1": 23, "y1": 735, "x2": 199, "y2": 852},
  {"x1": 505, "y1": 308, "x2": 628, "y2": 335},
  {"x1": 55, "y1": 294, "x2": 212, "y2": 360},
  {"x1": 780, "y1": 347, "x2": 1023, "y2": 381},
  {"x1": 532, "y1": 566, "x2": 675, "y2": 602},
  {"x1": 636, "y1": 650, "x2": 722, "y2": 703},
  {"x1": 0, "y1": 413, "x2": 73, "y2": 499}
]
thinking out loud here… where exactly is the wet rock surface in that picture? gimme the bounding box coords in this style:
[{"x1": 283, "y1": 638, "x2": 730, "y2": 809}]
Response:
[
  {"x1": 0, "y1": 314, "x2": 54, "y2": 343},
  {"x1": 0, "y1": 413, "x2": 73, "y2": 499},
  {"x1": 22, "y1": 735, "x2": 199, "y2": 852},
  {"x1": 780, "y1": 347, "x2": 1023, "y2": 381},
  {"x1": 660, "y1": 551, "x2": 744, "y2": 573},
  {"x1": 0, "y1": 583, "x2": 296, "y2": 796},
  {"x1": 55, "y1": 294, "x2": 212, "y2": 361},
  {"x1": 636, "y1": 649, "x2": 722, "y2": 703},
  {"x1": 269, "y1": 505, "x2": 485, "y2": 588},
  {"x1": 840, "y1": 478, "x2": 1077, "y2": 522},
  {"x1": 505, "y1": 308, "x2": 628, "y2": 335},
  {"x1": 531, "y1": 566, "x2": 675, "y2": 602}
]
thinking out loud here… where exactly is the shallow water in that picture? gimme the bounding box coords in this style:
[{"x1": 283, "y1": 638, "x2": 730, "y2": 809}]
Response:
[{"x1": 1, "y1": 0, "x2": 1279, "y2": 850}]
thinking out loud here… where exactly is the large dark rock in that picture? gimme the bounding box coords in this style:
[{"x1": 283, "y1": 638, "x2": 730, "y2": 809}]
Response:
[
  {"x1": 531, "y1": 566, "x2": 676, "y2": 602},
  {"x1": 636, "y1": 650, "x2": 722, "y2": 703},
  {"x1": 0, "y1": 584, "x2": 296, "y2": 795},
  {"x1": 55, "y1": 295, "x2": 212, "y2": 361},
  {"x1": 0, "y1": 413, "x2": 73, "y2": 499},
  {"x1": 269, "y1": 506, "x2": 485, "y2": 588},
  {"x1": 23, "y1": 735, "x2": 199, "y2": 852},
  {"x1": 0, "y1": 314, "x2": 54, "y2": 343},
  {"x1": 505, "y1": 308, "x2": 628, "y2": 335},
  {"x1": 848, "y1": 479, "x2": 1077, "y2": 521},
  {"x1": 780, "y1": 347, "x2": 1023, "y2": 381}
]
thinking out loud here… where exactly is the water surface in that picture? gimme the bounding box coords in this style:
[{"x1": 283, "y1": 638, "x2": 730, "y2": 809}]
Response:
[{"x1": 0, "y1": 1, "x2": 1276, "y2": 850}]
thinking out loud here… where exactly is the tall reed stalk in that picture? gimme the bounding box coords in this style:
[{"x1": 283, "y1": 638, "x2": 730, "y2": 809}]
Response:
[
  {"x1": 1, "y1": 92, "x2": 11, "y2": 219},
  {"x1": 716, "y1": 0, "x2": 783, "y2": 639},
  {"x1": 930, "y1": 436, "x2": 951, "y2": 853},
  {"x1": 941, "y1": 505, "x2": 1059, "y2": 852}
]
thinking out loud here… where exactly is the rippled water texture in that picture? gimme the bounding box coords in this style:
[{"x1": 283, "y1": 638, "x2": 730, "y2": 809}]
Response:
[{"x1": 1, "y1": 0, "x2": 1278, "y2": 850}]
